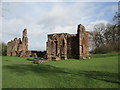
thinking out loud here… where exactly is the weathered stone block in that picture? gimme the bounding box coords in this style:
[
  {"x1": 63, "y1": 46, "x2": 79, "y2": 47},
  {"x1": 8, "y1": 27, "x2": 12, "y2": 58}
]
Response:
[
  {"x1": 46, "y1": 24, "x2": 89, "y2": 60},
  {"x1": 7, "y1": 29, "x2": 32, "y2": 57}
]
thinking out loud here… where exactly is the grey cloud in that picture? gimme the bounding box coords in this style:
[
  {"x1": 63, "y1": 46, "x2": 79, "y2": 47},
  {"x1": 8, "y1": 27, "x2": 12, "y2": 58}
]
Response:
[{"x1": 3, "y1": 2, "x2": 115, "y2": 51}]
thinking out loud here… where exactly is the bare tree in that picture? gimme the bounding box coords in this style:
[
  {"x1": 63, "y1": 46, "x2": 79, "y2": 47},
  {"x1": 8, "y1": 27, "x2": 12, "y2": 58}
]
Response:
[
  {"x1": 90, "y1": 8, "x2": 120, "y2": 53},
  {"x1": 90, "y1": 23, "x2": 107, "y2": 53}
]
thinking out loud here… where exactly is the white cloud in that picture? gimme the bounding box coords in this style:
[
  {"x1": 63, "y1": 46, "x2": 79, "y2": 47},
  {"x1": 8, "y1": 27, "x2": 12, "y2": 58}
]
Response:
[
  {"x1": 2, "y1": 2, "x2": 116, "y2": 50},
  {"x1": 52, "y1": 25, "x2": 76, "y2": 34},
  {"x1": 38, "y1": 2, "x2": 96, "y2": 32},
  {"x1": 85, "y1": 20, "x2": 108, "y2": 31}
]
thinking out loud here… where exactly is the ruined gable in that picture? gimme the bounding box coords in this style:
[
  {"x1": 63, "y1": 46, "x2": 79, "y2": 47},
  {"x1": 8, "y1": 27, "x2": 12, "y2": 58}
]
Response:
[
  {"x1": 46, "y1": 24, "x2": 89, "y2": 60},
  {"x1": 77, "y1": 24, "x2": 89, "y2": 59},
  {"x1": 7, "y1": 29, "x2": 32, "y2": 57}
]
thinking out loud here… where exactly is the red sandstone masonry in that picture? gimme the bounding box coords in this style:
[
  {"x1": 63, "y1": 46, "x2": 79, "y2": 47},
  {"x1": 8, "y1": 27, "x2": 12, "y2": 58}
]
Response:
[
  {"x1": 46, "y1": 24, "x2": 89, "y2": 60},
  {"x1": 7, "y1": 29, "x2": 37, "y2": 57},
  {"x1": 7, "y1": 24, "x2": 89, "y2": 59}
]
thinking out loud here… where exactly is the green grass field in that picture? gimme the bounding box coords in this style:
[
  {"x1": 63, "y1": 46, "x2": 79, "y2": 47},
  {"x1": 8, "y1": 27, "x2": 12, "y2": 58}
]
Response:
[{"x1": 2, "y1": 53, "x2": 119, "y2": 88}]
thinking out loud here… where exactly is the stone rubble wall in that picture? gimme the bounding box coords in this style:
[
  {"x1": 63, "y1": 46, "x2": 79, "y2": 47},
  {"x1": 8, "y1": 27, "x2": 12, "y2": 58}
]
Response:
[
  {"x1": 7, "y1": 29, "x2": 37, "y2": 57},
  {"x1": 46, "y1": 24, "x2": 89, "y2": 60},
  {"x1": 7, "y1": 24, "x2": 89, "y2": 59}
]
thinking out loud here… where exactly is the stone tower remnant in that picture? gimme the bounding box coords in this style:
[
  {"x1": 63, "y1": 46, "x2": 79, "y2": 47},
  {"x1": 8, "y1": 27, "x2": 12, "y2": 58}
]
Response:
[
  {"x1": 7, "y1": 29, "x2": 36, "y2": 57},
  {"x1": 46, "y1": 24, "x2": 89, "y2": 60}
]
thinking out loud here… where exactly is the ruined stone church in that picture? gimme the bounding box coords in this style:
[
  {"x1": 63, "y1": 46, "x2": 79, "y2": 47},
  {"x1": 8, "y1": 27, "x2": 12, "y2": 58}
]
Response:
[
  {"x1": 7, "y1": 24, "x2": 89, "y2": 60},
  {"x1": 46, "y1": 24, "x2": 89, "y2": 60}
]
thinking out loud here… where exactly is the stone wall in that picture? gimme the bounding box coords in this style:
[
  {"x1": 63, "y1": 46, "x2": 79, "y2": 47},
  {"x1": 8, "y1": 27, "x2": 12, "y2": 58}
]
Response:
[
  {"x1": 46, "y1": 24, "x2": 89, "y2": 60},
  {"x1": 7, "y1": 29, "x2": 34, "y2": 57},
  {"x1": 30, "y1": 51, "x2": 46, "y2": 58},
  {"x1": 7, "y1": 24, "x2": 89, "y2": 59},
  {"x1": 77, "y1": 24, "x2": 89, "y2": 59}
]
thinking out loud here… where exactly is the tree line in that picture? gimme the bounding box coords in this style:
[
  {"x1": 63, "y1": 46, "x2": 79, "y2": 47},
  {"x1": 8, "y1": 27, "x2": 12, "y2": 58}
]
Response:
[
  {"x1": 0, "y1": 42, "x2": 7, "y2": 56},
  {"x1": 89, "y1": 12, "x2": 120, "y2": 53}
]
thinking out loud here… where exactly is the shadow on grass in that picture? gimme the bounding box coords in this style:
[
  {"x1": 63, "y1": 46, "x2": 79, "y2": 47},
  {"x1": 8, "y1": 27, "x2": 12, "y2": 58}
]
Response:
[
  {"x1": 3, "y1": 64, "x2": 120, "y2": 85},
  {"x1": 75, "y1": 71, "x2": 119, "y2": 84},
  {"x1": 26, "y1": 57, "x2": 43, "y2": 61},
  {"x1": 26, "y1": 58, "x2": 36, "y2": 61},
  {"x1": 3, "y1": 64, "x2": 64, "y2": 74}
]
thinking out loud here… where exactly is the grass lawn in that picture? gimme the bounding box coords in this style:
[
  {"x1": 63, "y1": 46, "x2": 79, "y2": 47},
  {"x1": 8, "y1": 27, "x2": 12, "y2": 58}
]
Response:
[
  {"x1": 2, "y1": 53, "x2": 119, "y2": 88},
  {"x1": 0, "y1": 56, "x2": 2, "y2": 89}
]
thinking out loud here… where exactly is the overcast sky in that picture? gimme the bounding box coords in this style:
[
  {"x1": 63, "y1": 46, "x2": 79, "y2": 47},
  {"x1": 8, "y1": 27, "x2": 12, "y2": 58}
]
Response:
[{"x1": 2, "y1": 1, "x2": 118, "y2": 51}]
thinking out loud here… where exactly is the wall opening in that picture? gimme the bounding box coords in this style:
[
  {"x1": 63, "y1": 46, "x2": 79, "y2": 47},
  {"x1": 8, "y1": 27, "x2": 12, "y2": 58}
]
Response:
[{"x1": 55, "y1": 41, "x2": 58, "y2": 55}]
